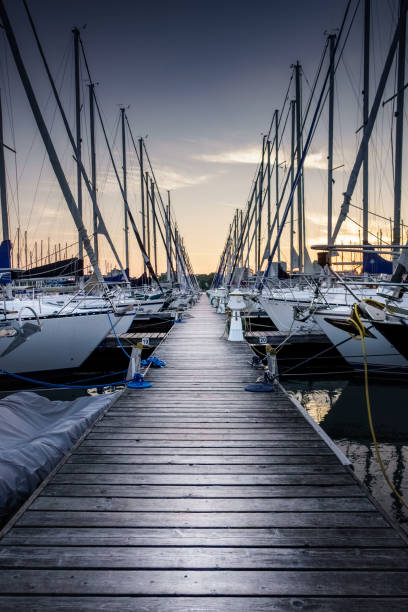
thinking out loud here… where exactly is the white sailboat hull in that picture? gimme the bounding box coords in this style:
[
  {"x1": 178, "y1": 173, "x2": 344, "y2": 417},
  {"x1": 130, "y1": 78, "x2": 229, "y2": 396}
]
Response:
[
  {"x1": 314, "y1": 310, "x2": 408, "y2": 371},
  {"x1": 0, "y1": 311, "x2": 133, "y2": 374}
]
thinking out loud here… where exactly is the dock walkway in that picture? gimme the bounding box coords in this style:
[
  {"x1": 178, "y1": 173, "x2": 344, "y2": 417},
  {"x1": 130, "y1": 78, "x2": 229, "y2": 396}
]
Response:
[{"x1": 0, "y1": 296, "x2": 408, "y2": 610}]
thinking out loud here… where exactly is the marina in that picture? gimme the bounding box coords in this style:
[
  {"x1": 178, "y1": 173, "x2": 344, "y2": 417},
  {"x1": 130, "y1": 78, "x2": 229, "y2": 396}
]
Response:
[
  {"x1": 1, "y1": 297, "x2": 408, "y2": 609},
  {"x1": 0, "y1": 0, "x2": 408, "y2": 608}
]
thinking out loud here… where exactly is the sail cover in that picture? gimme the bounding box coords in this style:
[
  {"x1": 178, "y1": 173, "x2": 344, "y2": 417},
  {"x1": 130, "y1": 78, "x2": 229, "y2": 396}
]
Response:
[
  {"x1": 0, "y1": 391, "x2": 116, "y2": 525},
  {"x1": 363, "y1": 248, "x2": 392, "y2": 274}
]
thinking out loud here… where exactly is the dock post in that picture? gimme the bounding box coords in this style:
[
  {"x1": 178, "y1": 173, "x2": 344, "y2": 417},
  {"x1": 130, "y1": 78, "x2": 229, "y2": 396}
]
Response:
[
  {"x1": 217, "y1": 296, "x2": 226, "y2": 314},
  {"x1": 265, "y1": 343, "x2": 278, "y2": 382},
  {"x1": 127, "y1": 342, "x2": 152, "y2": 389},
  {"x1": 227, "y1": 291, "x2": 246, "y2": 341}
]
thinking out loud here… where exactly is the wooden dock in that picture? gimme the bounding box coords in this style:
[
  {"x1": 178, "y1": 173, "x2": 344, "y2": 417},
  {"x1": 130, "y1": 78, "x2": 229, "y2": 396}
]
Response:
[{"x1": 0, "y1": 296, "x2": 408, "y2": 610}]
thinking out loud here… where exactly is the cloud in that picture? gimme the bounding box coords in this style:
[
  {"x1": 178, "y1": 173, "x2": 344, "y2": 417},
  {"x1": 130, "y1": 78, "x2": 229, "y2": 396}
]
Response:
[
  {"x1": 195, "y1": 146, "x2": 330, "y2": 170},
  {"x1": 304, "y1": 151, "x2": 328, "y2": 170},
  {"x1": 194, "y1": 146, "x2": 260, "y2": 165},
  {"x1": 155, "y1": 166, "x2": 211, "y2": 190}
]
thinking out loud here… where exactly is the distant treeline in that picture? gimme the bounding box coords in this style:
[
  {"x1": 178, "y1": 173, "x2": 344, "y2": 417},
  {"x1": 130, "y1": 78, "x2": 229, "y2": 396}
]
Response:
[{"x1": 158, "y1": 272, "x2": 215, "y2": 290}]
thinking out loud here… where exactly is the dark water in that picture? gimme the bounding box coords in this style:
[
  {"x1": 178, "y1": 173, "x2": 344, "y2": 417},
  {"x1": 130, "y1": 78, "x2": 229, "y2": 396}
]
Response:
[{"x1": 285, "y1": 377, "x2": 408, "y2": 533}]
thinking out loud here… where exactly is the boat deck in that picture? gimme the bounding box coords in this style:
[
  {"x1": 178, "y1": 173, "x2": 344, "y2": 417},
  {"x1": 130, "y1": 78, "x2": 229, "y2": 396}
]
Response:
[{"x1": 0, "y1": 296, "x2": 407, "y2": 610}]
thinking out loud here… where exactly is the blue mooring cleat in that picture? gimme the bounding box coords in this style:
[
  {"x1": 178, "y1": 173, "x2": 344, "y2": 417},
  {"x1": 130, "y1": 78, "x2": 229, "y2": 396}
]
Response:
[{"x1": 127, "y1": 373, "x2": 152, "y2": 389}]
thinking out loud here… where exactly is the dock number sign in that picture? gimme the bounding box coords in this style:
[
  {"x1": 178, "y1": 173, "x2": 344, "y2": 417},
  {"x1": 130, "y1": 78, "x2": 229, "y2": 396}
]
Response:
[
  {"x1": 259, "y1": 336, "x2": 267, "y2": 344},
  {"x1": 142, "y1": 337, "x2": 150, "y2": 347}
]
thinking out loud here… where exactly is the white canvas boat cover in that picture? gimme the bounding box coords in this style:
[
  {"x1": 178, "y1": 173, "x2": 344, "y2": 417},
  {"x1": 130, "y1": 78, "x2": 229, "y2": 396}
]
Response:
[{"x1": 0, "y1": 391, "x2": 117, "y2": 523}]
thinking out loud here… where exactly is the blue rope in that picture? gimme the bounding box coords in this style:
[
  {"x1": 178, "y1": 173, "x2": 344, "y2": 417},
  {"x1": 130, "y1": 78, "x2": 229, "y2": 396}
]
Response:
[
  {"x1": 0, "y1": 367, "x2": 132, "y2": 389},
  {"x1": 72, "y1": 370, "x2": 127, "y2": 384},
  {"x1": 107, "y1": 311, "x2": 131, "y2": 358}
]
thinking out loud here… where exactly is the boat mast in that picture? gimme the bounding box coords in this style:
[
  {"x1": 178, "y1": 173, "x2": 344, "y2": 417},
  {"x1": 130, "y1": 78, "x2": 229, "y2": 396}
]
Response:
[
  {"x1": 266, "y1": 138, "x2": 271, "y2": 258},
  {"x1": 363, "y1": 0, "x2": 370, "y2": 245},
  {"x1": 393, "y1": 0, "x2": 406, "y2": 261},
  {"x1": 327, "y1": 34, "x2": 336, "y2": 245},
  {"x1": 295, "y1": 61, "x2": 303, "y2": 271},
  {"x1": 0, "y1": 2, "x2": 104, "y2": 282},
  {"x1": 166, "y1": 190, "x2": 172, "y2": 282},
  {"x1": 257, "y1": 138, "x2": 266, "y2": 271},
  {"x1": 0, "y1": 88, "x2": 9, "y2": 244},
  {"x1": 151, "y1": 178, "x2": 157, "y2": 274},
  {"x1": 121, "y1": 108, "x2": 129, "y2": 273},
  {"x1": 239, "y1": 209, "x2": 243, "y2": 267},
  {"x1": 73, "y1": 27, "x2": 83, "y2": 275},
  {"x1": 275, "y1": 109, "x2": 280, "y2": 263},
  {"x1": 89, "y1": 83, "x2": 98, "y2": 263},
  {"x1": 139, "y1": 137, "x2": 146, "y2": 276},
  {"x1": 290, "y1": 99, "x2": 295, "y2": 271},
  {"x1": 145, "y1": 171, "x2": 150, "y2": 261},
  {"x1": 331, "y1": 1, "x2": 407, "y2": 244}
]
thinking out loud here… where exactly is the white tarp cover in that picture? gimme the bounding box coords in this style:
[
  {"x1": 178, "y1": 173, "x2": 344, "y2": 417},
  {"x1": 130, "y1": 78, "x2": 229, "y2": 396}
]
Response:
[{"x1": 0, "y1": 391, "x2": 117, "y2": 523}]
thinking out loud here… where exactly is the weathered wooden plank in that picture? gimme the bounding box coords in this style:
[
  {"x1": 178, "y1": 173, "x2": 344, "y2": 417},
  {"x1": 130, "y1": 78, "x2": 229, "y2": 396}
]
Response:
[
  {"x1": 0, "y1": 569, "x2": 408, "y2": 596},
  {"x1": 0, "y1": 546, "x2": 406, "y2": 569},
  {"x1": 16, "y1": 511, "x2": 387, "y2": 528},
  {"x1": 73, "y1": 447, "x2": 333, "y2": 456},
  {"x1": 0, "y1": 596, "x2": 406, "y2": 612},
  {"x1": 52, "y1": 472, "x2": 352, "y2": 485},
  {"x1": 59, "y1": 463, "x2": 347, "y2": 475},
  {"x1": 81, "y1": 439, "x2": 329, "y2": 448},
  {"x1": 67, "y1": 454, "x2": 341, "y2": 464},
  {"x1": 30, "y1": 496, "x2": 374, "y2": 513},
  {"x1": 96, "y1": 421, "x2": 313, "y2": 429},
  {"x1": 88, "y1": 431, "x2": 321, "y2": 440},
  {"x1": 39, "y1": 483, "x2": 364, "y2": 498},
  {"x1": 3, "y1": 527, "x2": 402, "y2": 547}
]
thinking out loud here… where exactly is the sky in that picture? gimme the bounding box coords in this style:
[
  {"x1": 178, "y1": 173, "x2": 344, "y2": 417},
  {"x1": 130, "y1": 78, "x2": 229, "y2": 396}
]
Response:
[{"x1": 0, "y1": 0, "x2": 405, "y2": 274}]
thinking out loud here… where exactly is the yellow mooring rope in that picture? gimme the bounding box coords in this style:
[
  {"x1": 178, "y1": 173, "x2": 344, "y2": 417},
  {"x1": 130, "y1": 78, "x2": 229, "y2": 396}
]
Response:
[{"x1": 348, "y1": 304, "x2": 408, "y2": 511}]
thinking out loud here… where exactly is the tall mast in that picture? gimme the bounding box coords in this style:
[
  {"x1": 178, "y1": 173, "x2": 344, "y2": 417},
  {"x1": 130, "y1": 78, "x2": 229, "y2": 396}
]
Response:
[
  {"x1": 0, "y1": 88, "x2": 9, "y2": 243},
  {"x1": 145, "y1": 171, "x2": 150, "y2": 259},
  {"x1": 139, "y1": 137, "x2": 146, "y2": 275},
  {"x1": 166, "y1": 190, "x2": 172, "y2": 282},
  {"x1": 295, "y1": 61, "x2": 303, "y2": 271},
  {"x1": 121, "y1": 108, "x2": 129, "y2": 272},
  {"x1": 290, "y1": 99, "x2": 295, "y2": 271},
  {"x1": 275, "y1": 109, "x2": 280, "y2": 263},
  {"x1": 266, "y1": 139, "x2": 271, "y2": 258},
  {"x1": 327, "y1": 34, "x2": 336, "y2": 244},
  {"x1": 393, "y1": 0, "x2": 406, "y2": 259},
  {"x1": 257, "y1": 137, "x2": 266, "y2": 270},
  {"x1": 363, "y1": 0, "x2": 370, "y2": 244},
  {"x1": 89, "y1": 83, "x2": 98, "y2": 263},
  {"x1": 151, "y1": 178, "x2": 157, "y2": 274},
  {"x1": 0, "y1": 2, "x2": 103, "y2": 281},
  {"x1": 175, "y1": 224, "x2": 179, "y2": 283},
  {"x1": 73, "y1": 27, "x2": 83, "y2": 274},
  {"x1": 239, "y1": 208, "x2": 243, "y2": 266}
]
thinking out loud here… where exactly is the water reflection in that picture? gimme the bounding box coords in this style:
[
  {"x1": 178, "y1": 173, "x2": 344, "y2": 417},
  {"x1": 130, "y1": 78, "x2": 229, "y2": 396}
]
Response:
[{"x1": 285, "y1": 378, "x2": 408, "y2": 532}]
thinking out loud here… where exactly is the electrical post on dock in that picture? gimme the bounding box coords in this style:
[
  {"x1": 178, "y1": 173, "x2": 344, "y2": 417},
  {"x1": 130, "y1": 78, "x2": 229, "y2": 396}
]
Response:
[{"x1": 227, "y1": 291, "x2": 246, "y2": 341}]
